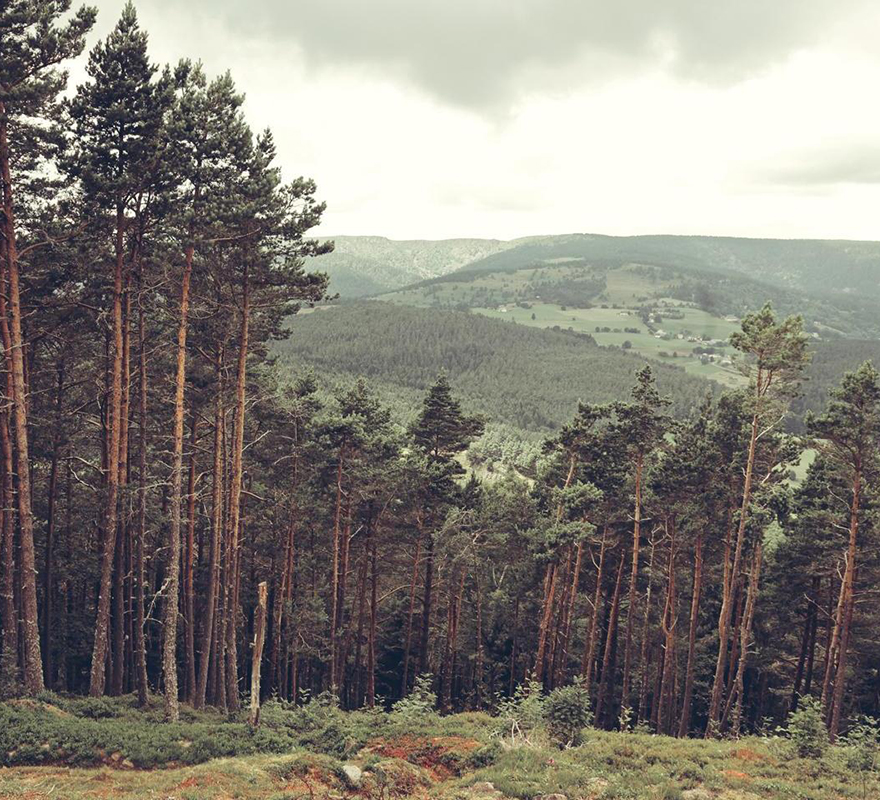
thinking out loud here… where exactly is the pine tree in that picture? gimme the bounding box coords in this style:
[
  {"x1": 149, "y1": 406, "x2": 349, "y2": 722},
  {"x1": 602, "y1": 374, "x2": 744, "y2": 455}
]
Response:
[
  {"x1": 67, "y1": 1, "x2": 169, "y2": 698},
  {"x1": 809, "y1": 362, "x2": 880, "y2": 739},
  {"x1": 706, "y1": 303, "x2": 809, "y2": 735},
  {"x1": 409, "y1": 376, "x2": 484, "y2": 680},
  {"x1": 613, "y1": 365, "x2": 670, "y2": 723},
  {"x1": 0, "y1": 0, "x2": 96, "y2": 696}
]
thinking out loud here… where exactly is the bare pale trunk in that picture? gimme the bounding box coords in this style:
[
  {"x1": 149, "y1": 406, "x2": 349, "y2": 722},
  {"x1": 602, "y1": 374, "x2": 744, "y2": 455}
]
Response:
[
  {"x1": 0, "y1": 110, "x2": 43, "y2": 694},
  {"x1": 163, "y1": 245, "x2": 194, "y2": 720}
]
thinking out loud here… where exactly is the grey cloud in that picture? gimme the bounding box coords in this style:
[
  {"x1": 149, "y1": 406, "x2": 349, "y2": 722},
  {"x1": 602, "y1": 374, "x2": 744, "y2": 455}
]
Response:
[
  {"x1": 771, "y1": 145, "x2": 880, "y2": 186},
  {"x1": 130, "y1": 0, "x2": 871, "y2": 108}
]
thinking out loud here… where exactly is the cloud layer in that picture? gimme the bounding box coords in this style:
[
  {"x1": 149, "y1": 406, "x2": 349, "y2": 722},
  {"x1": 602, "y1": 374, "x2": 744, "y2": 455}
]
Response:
[
  {"x1": 77, "y1": 1, "x2": 880, "y2": 240},
  {"x1": 189, "y1": 0, "x2": 872, "y2": 108}
]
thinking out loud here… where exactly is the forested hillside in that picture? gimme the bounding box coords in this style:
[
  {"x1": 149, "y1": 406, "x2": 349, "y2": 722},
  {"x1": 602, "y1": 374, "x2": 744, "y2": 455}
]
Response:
[
  {"x1": 278, "y1": 303, "x2": 714, "y2": 430},
  {"x1": 384, "y1": 245, "x2": 880, "y2": 340},
  {"x1": 7, "y1": 5, "x2": 880, "y2": 784},
  {"x1": 451, "y1": 232, "x2": 880, "y2": 302}
]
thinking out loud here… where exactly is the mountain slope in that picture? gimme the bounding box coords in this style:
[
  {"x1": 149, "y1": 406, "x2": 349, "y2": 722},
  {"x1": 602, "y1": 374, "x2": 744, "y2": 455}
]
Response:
[
  {"x1": 453, "y1": 232, "x2": 880, "y2": 299},
  {"x1": 317, "y1": 235, "x2": 513, "y2": 297},
  {"x1": 277, "y1": 302, "x2": 715, "y2": 433}
]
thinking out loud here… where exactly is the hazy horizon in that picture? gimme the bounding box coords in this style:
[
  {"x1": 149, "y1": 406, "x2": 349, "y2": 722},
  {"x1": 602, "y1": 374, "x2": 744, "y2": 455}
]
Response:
[{"x1": 81, "y1": 0, "x2": 880, "y2": 242}]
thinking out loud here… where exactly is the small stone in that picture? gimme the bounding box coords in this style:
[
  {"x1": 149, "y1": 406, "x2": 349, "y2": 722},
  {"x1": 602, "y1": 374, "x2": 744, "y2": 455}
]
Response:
[
  {"x1": 471, "y1": 782, "x2": 496, "y2": 792},
  {"x1": 342, "y1": 764, "x2": 363, "y2": 787}
]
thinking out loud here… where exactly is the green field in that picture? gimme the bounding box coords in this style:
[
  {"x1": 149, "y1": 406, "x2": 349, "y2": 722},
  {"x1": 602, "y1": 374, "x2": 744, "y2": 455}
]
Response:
[
  {"x1": 475, "y1": 302, "x2": 744, "y2": 387},
  {"x1": 381, "y1": 261, "x2": 747, "y2": 387}
]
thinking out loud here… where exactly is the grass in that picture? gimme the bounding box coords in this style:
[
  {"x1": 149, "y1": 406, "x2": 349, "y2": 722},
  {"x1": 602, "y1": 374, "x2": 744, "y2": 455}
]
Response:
[
  {"x1": 1, "y1": 696, "x2": 878, "y2": 799},
  {"x1": 474, "y1": 303, "x2": 744, "y2": 387},
  {"x1": 381, "y1": 261, "x2": 748, "y2": 388}
]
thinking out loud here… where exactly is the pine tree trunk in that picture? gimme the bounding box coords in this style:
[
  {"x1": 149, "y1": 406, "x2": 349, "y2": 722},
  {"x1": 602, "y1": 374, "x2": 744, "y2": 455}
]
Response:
[
  {"x1": 636, "y1": 528, "x2": 657, "y2": 724},
  {"x1": 112, "y1": 283, "x2": 131, "y2": 697},
  {"x1": 730, "y1": 542, "x2": 763, "y2": 737},
  {"x1": 401, "y1": 532, "x2": 421, "y2": 696},
  {"x1": 134, "y1": 261, "x2": 149, "y2": 706},
  {"x1": 184, "y1": 415, "x2": 198, "y2": 703},
  {"x1": 42, "y1": 359, "x2": 64, "y2": 687},
  {"x1": 474, "y1": 573, "x2": 484, "y2": 708},
  {"x1": 657, "y1": 518, "x2": 677, "y2": 735},
  {"x1": 621, "y1": 453, "x2": 643, "y2": 719},
  {"x1": 0, "y1": 389, "x2": 16, "y2": 686},
  {"x1": 582, "y1": 525, "x2": 608, "y2": 688},
  {"x1": 707, "y1": 373, "x2": 763, "y2": 734},
  {"x1": 89, "y1": 202, "x2": 126, "y2": 697},
  {"x1": 163, "y1": 244, "x2": 194, "y2": 721},
  {"x1": 803, "y1": 578, "x2": 819, "y2": 697},
  {"x1": 335, "y1": 502, "x2": 352, "y2": 690},
  {"x1": 195, "y1": 349, "x2": 224, "y2": 709},
  {"x1": 418, "y1": 533, "x2": 435, "y2": 677},
  {"x1": 678, "y1": 529, "x2": 703, "y2": 737},
  {"x1": 535, "y1": 562, "x2": 559, "y2": 684},
  {"x1": 249, "y1": 581, "x2": 268, "y2": 726},
  {"x1": 596, "y1": 551, "x2": 625, "y2": 727},
  {"x1": 224, "y1": 266, "x2": 249, "y2": 712},
  {"x1": 329, "y1": 453, "x2": 345, "y2": 692},
  {"x1": 0, "y1": 111, "x2": 43, "y2": 694},
  {"x1": 791, "y1": 579, "x2": 818, "y2": 711},
  {"x1": 828, "y1": 469, "x2": 861, "y2": 740},
  {"x1": 367, "y1": 527, "x2": 377, "y2": 707}
]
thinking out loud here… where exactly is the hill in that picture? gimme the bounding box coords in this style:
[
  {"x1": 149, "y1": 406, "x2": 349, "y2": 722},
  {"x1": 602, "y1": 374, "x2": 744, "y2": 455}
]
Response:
[
  {"x1": 316, "y1": 235, "x2": 513, "y2": 296},
  {"x1": 277, "y1": 302, "x2": 716, "y2": 431},
  {"x1": 452, "y1": 232, "x2": 880, "y2": 301}
]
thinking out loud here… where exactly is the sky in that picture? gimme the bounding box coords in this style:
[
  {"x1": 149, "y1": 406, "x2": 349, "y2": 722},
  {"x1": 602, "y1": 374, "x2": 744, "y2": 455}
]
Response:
[{"x1": 78, "y1": 0, "x2": 880, "y2": 242}]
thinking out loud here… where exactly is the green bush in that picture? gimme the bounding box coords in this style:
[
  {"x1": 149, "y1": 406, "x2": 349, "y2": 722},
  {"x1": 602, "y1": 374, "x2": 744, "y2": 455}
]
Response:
[
  {"x1": 785, "y1": 696, "x2": 828, "y2": 759},
  {"x1": 843, "y1": 715, "x2": 879, "y2": 798},
  {"x1": 260, "y1": 691, "x2": 357, "y2": 757},
  {"x1": 391, "y1": 674, "x2": 438, "y2": 721},
  {"x1": 544, "y1": 679, "x2": 592, "y2": 748},
  {"x1": 0, "y1": 699, "x2": 299, "y2": 768},
  {"x1": 493, "y1": 679, "x2": 546, "y2": 745}
]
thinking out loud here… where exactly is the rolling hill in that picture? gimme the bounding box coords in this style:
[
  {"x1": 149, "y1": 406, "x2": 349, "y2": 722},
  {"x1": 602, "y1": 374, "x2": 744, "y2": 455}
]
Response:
[
  {"x1": 316, "y1": 235, "x2": 513, "y2": 296},
  {"x1": 277, "y1": 302, "x2": 716, "y2": 429}
]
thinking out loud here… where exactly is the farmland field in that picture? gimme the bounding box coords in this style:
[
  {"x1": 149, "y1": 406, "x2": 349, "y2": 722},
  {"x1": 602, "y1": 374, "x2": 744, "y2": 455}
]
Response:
[{"x1": 475, "y1": 302, "x2": 744, "y2": 386}]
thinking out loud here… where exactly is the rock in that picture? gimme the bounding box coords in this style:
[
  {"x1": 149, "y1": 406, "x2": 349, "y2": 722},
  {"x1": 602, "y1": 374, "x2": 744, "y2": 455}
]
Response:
[
  {"x1": 682, "y1": 790, "x2": 711, "y2": 800},
  {"x1": 341, "y1": 764, "x2": 363, "y2": 788},
  {"x1": 471, "y1": 782, "x2": 497, "y2": 793}
]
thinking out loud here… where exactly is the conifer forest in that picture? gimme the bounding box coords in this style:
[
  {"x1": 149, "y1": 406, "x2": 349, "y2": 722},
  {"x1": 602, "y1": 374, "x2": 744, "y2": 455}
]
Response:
[{"x1": 5, "y1": 7, "x2": 880, "y2": 797}]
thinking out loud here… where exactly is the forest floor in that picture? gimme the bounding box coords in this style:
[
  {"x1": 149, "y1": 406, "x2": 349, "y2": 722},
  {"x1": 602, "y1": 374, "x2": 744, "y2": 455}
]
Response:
[{"x1": 1, "y1": 695, "x2": 877, "y2": 800}]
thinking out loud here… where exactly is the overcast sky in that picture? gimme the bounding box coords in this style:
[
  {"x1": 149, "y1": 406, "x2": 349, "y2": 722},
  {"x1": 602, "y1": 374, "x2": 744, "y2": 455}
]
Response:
[{"x1": 80, "y1": 0, "x2": 880, "y2": 241}]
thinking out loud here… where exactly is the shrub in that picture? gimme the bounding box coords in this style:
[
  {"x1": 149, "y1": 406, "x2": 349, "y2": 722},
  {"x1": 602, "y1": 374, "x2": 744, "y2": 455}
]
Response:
[
  {"x1": 544, "y1": 679, "x2": 592, "y2": 748},
  {"x1": 843, "y1": 716, "x2": 879, "y2": 798},
  {"x1": 391, "y1": 674, "x2": 437, "y2": 721},
  {"x1": 493, "y1": 680, "x2": 546, "y2": 746},
  {"x1": 786, "y1": 696, "x2": 828, "y2": 758}
]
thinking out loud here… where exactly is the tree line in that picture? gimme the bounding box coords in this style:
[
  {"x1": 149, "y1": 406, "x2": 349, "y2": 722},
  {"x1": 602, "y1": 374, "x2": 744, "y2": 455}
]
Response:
[{"x1": 3, "y1": 2, "x2": 880, "y2": 742}]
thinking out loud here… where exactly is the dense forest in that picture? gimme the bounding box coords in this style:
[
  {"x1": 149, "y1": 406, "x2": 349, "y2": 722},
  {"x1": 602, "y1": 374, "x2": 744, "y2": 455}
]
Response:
[
  {"x1": 278, "y1": 303, "x2": 714, "y2": 426},
  {"x1": 5, "y1": 1, "x2": 880, "y2": 751}
]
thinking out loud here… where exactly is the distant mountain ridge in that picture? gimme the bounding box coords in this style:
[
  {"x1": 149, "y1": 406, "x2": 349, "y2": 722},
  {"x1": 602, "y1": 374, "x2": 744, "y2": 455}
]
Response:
[
  {"x1": 316, "y1": 232, "x2": 880, "y2": 302},
  {"x1": 316, "y1": 235, "x2": 513, "y2": 296}
]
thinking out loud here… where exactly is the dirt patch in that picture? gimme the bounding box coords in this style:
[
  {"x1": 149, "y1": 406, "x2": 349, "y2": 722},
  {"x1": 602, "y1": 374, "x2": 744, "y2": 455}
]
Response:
[
  {"x1": 732, "y1": 747, "x2": 767, "y2": 764},
  {"x1": 361, "y1": 735, "x2": 481, "y2": 781},
  {"x1": 722, "y1": 769, "x2": 752, "y2": 782}
]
